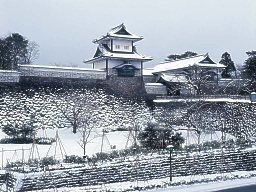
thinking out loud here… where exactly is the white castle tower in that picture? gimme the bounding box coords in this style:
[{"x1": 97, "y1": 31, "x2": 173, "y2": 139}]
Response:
[{"x1": 84, "y1": 23, "x2": 153, "y2": 96}]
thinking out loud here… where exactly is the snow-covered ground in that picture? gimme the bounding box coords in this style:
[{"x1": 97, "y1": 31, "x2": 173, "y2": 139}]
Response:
[
  {"x1": 0, "y1": 126, "x2": 254, "y2": 192},
  {"x1": 154, "y1": 98, "x2": 252, "y2": 103},
  {"x1": 0, "y1": 127, "x2": 132, "y2": 167},
  {"x1": 150, "y1": 175, "x2": 256, "y2": 192},
  {"x1": 0, "y1": 127, "x2": 235, "y2": 167}
]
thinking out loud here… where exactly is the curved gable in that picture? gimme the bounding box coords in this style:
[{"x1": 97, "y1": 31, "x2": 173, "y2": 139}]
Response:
[
  {"x1": 93, "y1": 48, "x2": 103, "y2": 58},
  {"x1": 199, "y1": 56, "x2": 215, "y2": 64},
  {"x1": 115, "y1": 27, "x2": 131, "y2": 35}
]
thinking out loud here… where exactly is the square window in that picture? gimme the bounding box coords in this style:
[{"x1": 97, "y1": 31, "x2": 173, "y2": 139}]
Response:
[{"x1": 124, "y1": 46, "x2": 129, "y2": 50}]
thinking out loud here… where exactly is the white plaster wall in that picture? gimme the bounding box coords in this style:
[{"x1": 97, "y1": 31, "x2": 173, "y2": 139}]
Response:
[
  {"x1": 94, "y1": 60, "x2": 106, "y2": 70},
  {"x1": 108, "y1": 59, "x2": 122, "y2": 68},
  {"x1": 112, "y1": 39, "x2": 132, "y2": 52},
  {"x1": 19, "y1": 67, "x2": 106, "y2": 80},
  {"x1": 130, "y1": 61, "x2": 141, "y2": 69}
]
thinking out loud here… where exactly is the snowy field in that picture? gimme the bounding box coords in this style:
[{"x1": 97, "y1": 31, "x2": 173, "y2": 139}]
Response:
[
  {"x1": 0, "y1": 126, "x2": 235, "y2": 167},
  {"x1": 0, "y1": 127, "x2": 254, "y2": 191},
  {"x1": 0, "y1": 128, "x2": 133, "y2": 167}
]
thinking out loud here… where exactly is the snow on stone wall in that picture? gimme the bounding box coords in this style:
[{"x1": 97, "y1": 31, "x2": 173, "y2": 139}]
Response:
[
  {"x1": 0, "y1": 70, "x2": 20, "y2": 82},
  {"x1": 145, "y1": 83, "x2": 167, "y2": 95}
]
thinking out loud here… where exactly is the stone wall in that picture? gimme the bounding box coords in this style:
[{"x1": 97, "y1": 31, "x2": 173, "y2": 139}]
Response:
[
  {"x1": 7, "y1": 148, "x2": 256, "y2": 192},
  {"x1": 106, "y1": 76, "x2": 145, "y2": 97}
]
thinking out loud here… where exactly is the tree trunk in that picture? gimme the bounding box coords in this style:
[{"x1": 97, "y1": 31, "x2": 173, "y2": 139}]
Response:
[{"x1": 73, "y1": 123, "x2": 77, "y2": 134}]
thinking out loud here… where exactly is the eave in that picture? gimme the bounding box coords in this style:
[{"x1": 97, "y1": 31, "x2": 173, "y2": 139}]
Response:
[
  {"x1": 93, "y1": 34, "x2": 143, "y2": 44},
  {"x1": 84, "y1": 55, "x2": 153, "y2": 64}
]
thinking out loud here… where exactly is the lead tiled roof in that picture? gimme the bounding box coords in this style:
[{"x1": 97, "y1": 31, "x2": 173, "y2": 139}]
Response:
[
  {"x1": 153, "y1": 54, "x2": 225, "y2": 73},
  {"x1": 84, "y1": 44, "x2": 152, "y2": 63},
  {"x1": 93, "y1": 23, "x2": 143, "y2": 43}
]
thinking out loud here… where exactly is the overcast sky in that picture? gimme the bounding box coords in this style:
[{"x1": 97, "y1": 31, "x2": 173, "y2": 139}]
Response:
[{"x1": 1, "y1": 0, "x2": 255, "y2": 68}]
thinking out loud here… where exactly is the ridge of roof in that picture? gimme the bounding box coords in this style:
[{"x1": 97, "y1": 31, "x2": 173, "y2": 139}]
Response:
[
  {"x1": 160, "y1": 54, "x2": 205, "y2": 64},
  {"x1": 93, "y1": 24, "x2": 143, "y2": 43},
  {"x1": 108, "y1": 23, "x2": 125, "y2": 34},
  {"x1": 153, "y1": 53, "x2": 225, "y2": 74}
]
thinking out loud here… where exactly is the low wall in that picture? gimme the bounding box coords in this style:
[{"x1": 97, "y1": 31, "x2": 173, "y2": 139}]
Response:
[
  {"x1": 0, "y1": 70, "x2": 20, "y2": 83},
  {"x1": 19, "y1": 65, "x2": 106, "y2": 80},
  {"x1": 144, "y1": 83, "x2": 167, "y2": 95},
  {"x1": 6, "y1": 148, "x2": 256, "y2": 191}
]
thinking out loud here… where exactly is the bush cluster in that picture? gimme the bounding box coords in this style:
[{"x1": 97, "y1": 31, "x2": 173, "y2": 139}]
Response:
[
  {"x1": 183, "y1": 138, "x2": 252, "y2": 152},
  {"x1": 5, "y1": 157, "x2": 59, "y2": 172}
]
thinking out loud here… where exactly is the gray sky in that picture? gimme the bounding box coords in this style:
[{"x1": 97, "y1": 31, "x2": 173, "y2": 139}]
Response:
[{"x1": 1, "y1": 0, "x2": 255, "y2": 68}]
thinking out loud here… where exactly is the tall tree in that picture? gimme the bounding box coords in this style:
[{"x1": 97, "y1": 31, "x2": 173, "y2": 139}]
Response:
[
  {"x1": 243, "y1": 50, "x2": 256, "y2": 91},
  {"x1": 167, "y1": 51, "x2": 198, "y2": 61},
  {"x1": 4, "y1": 33, "x2": 28, "y2": 69},
  {"x1": 219, "y1": 52, "x2": 236, "y2": 78},
  {"x1": 0, "y1": 33, "x2": 39, "y2": 69}
]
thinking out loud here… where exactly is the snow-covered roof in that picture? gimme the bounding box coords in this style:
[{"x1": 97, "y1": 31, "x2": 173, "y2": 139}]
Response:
[
  {"x1": 143, "y1": 68, "x2": 155, "y2": 76},
  {"x1": 93, "y1": 23, "x2": 143, "y2": 43},
  {"x1": 161, "y1": 73, "x2": 187, "y2": 83},
  {"x1": 145, "y1": 83, "x2": 165, "y2": 86},
  {"x1": 153, "y1": 54, "x2": 225, "y2": 74},
  {"x1": 113, "y1": 63, "x2": 140, "y2": 70},
  {"x1": 19, "y1": 64, "x2": 105, "y2": 72},
  {"x1": 84, "y1": 44, "x2": 153, "y2": 63}
]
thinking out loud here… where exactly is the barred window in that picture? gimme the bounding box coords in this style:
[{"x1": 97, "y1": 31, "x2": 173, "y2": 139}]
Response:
[{"x1": 124, "y1": 46, "x2": 129, "y2": 50}]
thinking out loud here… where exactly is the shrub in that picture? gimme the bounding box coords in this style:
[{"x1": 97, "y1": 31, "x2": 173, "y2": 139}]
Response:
[
  {"x1": 64, "y1": 155, "x2": 86, "y2": 164},
  {"x1": 40, "y1": 157, "x2": 59, "y2": 167},
  {"x1": 35, "y1": 137, "x2": 55, "y2": 145}
]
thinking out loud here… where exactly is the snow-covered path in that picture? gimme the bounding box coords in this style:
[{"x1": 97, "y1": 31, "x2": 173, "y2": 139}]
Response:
[{"x1": 150, "y1": 177, "x2": 256, "y2": 192}]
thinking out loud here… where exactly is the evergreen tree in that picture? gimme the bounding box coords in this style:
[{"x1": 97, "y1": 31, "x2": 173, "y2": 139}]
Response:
[
  {"x1": 2, "y1": 123, "x2": 37, "y2": 143},
  {"x1": 137, "y1": 121, "x2": 161, "y2": 149},
  {"x1": 219, "y1": 52, "x2": 236, "y2": 78},
  {"x1": 167, "y1": 51, "x2": 197, "y2": 61},
  {"x1": 138, "y1": 121, "x2": 185, "y2": 150},
  {"x1": 0, "y1": 33, "x2": 39, "y2": 70},
  {"x1": 243, "y1": 50, "x2": 256, "y2": 91},
  {"x1": 170, "y1": 132, "x2": 185, "y2": 150}
]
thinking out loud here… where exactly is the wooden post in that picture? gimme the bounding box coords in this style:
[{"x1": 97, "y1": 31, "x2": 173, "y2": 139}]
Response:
[
  {"x1": 1, "y1": 148, "x2": 3, "y2": 169},
  {"x1": 22, "y1": 147, "x2": 24, "y2": 172}
]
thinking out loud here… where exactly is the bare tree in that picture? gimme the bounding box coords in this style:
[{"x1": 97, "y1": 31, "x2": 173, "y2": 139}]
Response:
[
  {"x1": 52, "y1": 89, "x2": 98, "y2": 134},
  {"x1": 182, "y1": 64, "x2": 219, "y2": 95},
  {"x1": 50, "y1": 88, "x2": 108, "y2": 156},
  {"x1": 23, "y1": 41, "x2": 40, "y2": 64},
  {"x1": 78, "y1": 117, "x2": 97, "y2": 157}
]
